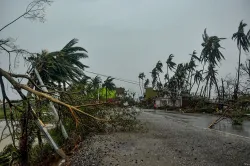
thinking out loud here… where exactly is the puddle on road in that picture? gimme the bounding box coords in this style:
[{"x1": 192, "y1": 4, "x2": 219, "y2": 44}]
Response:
[{"x1": 156, "y1": 111, "x2": 250, "y2": 138}]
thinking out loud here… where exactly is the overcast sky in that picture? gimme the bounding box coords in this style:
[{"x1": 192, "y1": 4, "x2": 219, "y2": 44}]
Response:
[{"x1": 1, "y1": 0, "x2": 250, "y2": 99}]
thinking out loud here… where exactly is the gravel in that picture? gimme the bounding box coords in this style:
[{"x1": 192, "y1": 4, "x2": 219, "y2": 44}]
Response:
[{"x1": 67, "y1": 111, "x2": 250, "y2": 166}]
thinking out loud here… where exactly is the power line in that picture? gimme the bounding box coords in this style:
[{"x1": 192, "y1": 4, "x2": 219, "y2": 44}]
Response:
[
  {"x1": 84, "y1": 70, "x2": 140, "y2": 85},
  {"x1": 43, "y1": 63, "x2": 140, "y2": 85}
]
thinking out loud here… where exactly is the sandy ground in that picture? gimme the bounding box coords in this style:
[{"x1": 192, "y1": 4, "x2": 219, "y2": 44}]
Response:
[{"x1": 68, "y1": 111, "x2": 250, "y2": 166}]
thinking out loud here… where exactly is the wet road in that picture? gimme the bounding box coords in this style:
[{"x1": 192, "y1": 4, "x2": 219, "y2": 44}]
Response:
[
  {"x1": 70, "y1": 110, "x2": 250, "y2": 166},
  {"x1": 0, "y1": 121, "x2": 13, "y2": 151},
  {"x1": 151, "y1": 110, "x2": 250, "y2": 138}
]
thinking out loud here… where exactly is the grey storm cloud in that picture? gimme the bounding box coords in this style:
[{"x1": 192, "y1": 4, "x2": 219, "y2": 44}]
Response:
[{"x1": 0, "y1": 0, "x2": 250, "y2": 99}]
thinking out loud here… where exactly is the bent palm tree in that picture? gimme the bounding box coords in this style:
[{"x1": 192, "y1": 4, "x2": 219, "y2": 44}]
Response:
[
  {"x1": 200, "y1": 29, "x2": 225, "y2": 98},
  {"x1": 29, "y1": 38, "x2": 88, "y2": 89},
  {"x1": 201, "y1": 29, "x2": 226, "y2": 66},
  {"x1": 102, "y1": 77, "x2": 116, "y2": 102},
  {"x1": 194, "y1": 70, "x2": 203, "y2": 95},
  {"x1": 203, "y1": 64, "x2": 219, "y2": 98},
  {"x1": 150, "y1": 68, "x2": 158, "y2": 88},
  {"x1": 232, "y1": 20, "x2": 250, "y2": 99},
  {"x1": 155, "y1": 61, "x2": 163, "y2": 84},
  {"x1": 166, "y1": 54, "x2": 176, "y2": 82},
  {"x1": 187, "y1": 51, "x2": 198, "y2": 91}
]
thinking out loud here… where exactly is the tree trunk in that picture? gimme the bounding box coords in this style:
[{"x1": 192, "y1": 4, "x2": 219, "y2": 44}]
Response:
[
  {"x1": 221, "y1": 78, "x2": 225, "y2": 101},
  {"x1": 138, "y1": 78, "x2": 142, "y2": 96},
  {"x1": 167, "y1": 66, "x2": 169, "y2": 82},
  {"x1": 158, "y1": 74, "x2": 162, "y2": 85},
  {"x1": 19, "y1": 103, "x2": 29, "y2": 166},
  {"x1": 234, "y1": 45, "x2": 241, "y2": 100},
  {"x1": 195, "y1": 81, "x2": 201, "y2": 96},
  {"x1": 195, "y1": 63, "x2": 205, "y2": 96},
  {"x1": 213, "y1": 76, "x2": 220, "y2": 101},
  {"x1": 199, "y1": 86, "x2": 204, "y2": 96},
  {"x1": 187, "y1": 70, "x2": 191, "y2": 91},
  {"x1": 189, "y1": 72, "x2": 194, "y2": 93},
  {"x1": 190, "y1": 80, "x2": 196, "y2": 93},
  {"x1": 209, "y1": 80, "x2": 212, "y2": 99},
  {"x1": 142, "y1": 78, "x2": 144, "y2": 95},
  {"x1": 203, "y1": 79, "x2": 209, "y2": 97},
  {"x1": 63, "y1": 82, "x2": 66, "y2": 91}
]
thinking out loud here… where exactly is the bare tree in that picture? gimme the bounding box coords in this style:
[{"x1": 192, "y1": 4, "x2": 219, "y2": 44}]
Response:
[{"x1": 0, "y1": 0, "x2": 52, "y2": 71}]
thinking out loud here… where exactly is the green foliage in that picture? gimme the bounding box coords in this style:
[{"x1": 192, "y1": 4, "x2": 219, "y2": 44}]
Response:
[
  {"x1": 0, "y1": 107, "x2": 10, "y2": 119},
  {"x1": 201, "y1": 29, "x2": 226, "y2": 66},
  {"x1": 27, "y1": 38, "x2": 88, "y2": 87},
  {"x1": 138, "y1": 72, "x2": 145, "y2": 80},
  {"x1": 29, "y1": 144, "x2": 54, "y2": 165},
  {"x1": 0, "y1": 144, "x2": 19, "y2": 166},
  {"x1": 232, "y1": 20, "x2": 250, "y2": 52},
  {"x1": 166, "y1": 54, "x2": 176, "y2": 71},
  {"x1": 102, "y1": 77, "x2": 116, "y2": 91}
]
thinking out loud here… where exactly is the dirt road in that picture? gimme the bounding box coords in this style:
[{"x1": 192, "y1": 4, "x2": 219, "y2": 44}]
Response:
[{"x1": 69, "y1": 110, "x2": 250, "y2": 166}]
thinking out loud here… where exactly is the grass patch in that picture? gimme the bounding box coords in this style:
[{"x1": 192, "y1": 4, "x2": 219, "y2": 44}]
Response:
[{"x1": 0, "y1": 107, "x2": 10, "y2": 120}]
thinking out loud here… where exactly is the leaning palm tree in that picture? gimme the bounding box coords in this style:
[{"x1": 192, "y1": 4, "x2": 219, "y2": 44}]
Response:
[
  {"x1": 232, "y1": 20, "x2": 250, "y2": 99},
  {"x1": 200, "y1": 29, "x2": 225, "y2": 98},
  {"x1": 203, "y1": 64, "x2": 219, "y2": 98},
  {"x1": 90, "y1": 76, "x2": 102, "y2": 99},
  {"x1": 201, "y1": 29, "x2": 226, "y2": 66},
  {"x1": 150, "y1": 68, "x2": 158, "y2": 88},
  {"x1": 187, "y1": 51, "x2": 198, "y2": 91},
  {"x1": 102, "y1": 76, "x2": 116, "y2": 102},
  {"x1": 166, "y1": 54, "x2": 176, "y2": 82},
  {"x1": 193, "y1": 70, "x2": 203, "y2": 95},
  {"x1": 155, "y1": 61, "x2": 163, "y2": 84},
  {"x1": 174, "y1": 63, "x2": 187, "y2": 93},
  {"x1": 29, "y1": 38, "x2": 89, "y2": 90}
]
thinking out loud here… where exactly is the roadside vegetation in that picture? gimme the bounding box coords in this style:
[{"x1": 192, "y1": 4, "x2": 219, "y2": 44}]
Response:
[{"x1": 0, "y1": 1, "x2": 141, "y2": 165}]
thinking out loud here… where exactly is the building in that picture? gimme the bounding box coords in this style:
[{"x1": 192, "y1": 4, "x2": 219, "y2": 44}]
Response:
[
  {"x1": 144, "y1": 87, "x2": 182, "y2": 107},
  {"x1": 155, "y1": 95, "x2": 182, "y2": 108},
  {"x1": 115, "y1": 87, "x2": 125, "y2": 98}
]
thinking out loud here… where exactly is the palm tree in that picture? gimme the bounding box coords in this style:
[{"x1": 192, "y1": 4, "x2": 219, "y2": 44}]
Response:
[
  {"x1": 201, "y1": 29, "x2": 226, "y2": 67},
  {"x1": 187, "y1": 51, "x2": 198, "y2": 91},
  {"x1": 175, "y1": 63, "x2": 188, "y2": 93},
  {"x1": 166, "y1": 54, "x2": 176, "y2": 82},
  {"x1": 29, "y1": 39, "x2": 88, "y2": 89},
  {"x1": 102, "y1": 76, "x2": 116, "y2": 102},
  {"x1": 91, "y1": 76, "x2": 102, "y2": 90},
  {"x1": 138, "y1": 72, "x2": 146, "y2": 95},
  {"x1": 200, "y1": 29, "x2": 225, "y2": 98},
  {"x1": 156, "y1": 82, "x2": 163, "y2": 91},
  {"x1": 91, "y1": 76, "x2": 102, "y2": 99},
  {"x1": 203, "y1": 64, "x2": 219, "y2": 98},
  {"x1": 194, "y1": 70, "x2": 203, "y2": 95},
  {"x1": 232, "y1": 20, "x2": 250, "y2": 99},
  {"x1": 167, "y1": 76, "x2": 178, "y2": 106},
  {"x1": 150, "y1": 68, "x2": 158, "y2": 88},
  {"x1": 155, "y1": 61, "x2": 163, "y2": 84}
]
